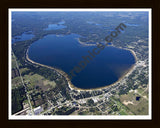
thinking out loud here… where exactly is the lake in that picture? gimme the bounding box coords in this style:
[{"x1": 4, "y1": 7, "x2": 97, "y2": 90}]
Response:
[
  {"x1": 28, "y1": 34, "x2": 136, "y2": 89},
  {"x1": 12, "y1": 32, "x2": 35, "y2": 44},
  {"x1": 44, "y1": 21, "x2": 67, "y2": 30}
]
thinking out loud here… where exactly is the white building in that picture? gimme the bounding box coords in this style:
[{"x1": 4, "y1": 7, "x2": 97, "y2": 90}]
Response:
[{"x1": 34, "y1": 106, "x2": 43, "y2": 115}]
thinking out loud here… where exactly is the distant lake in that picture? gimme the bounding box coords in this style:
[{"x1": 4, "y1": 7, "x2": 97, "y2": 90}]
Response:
[
  {"x1": 126, "y1": 23, "x2": 139, "y2": 27},
  {"x1": 28, "y1": 34, "x2": 135, "y2": 89},
  {"x1": 12, "y1": 32, "x2": 35, "y2": 44},
  {"x1": 87, "y1": 21, "x2": 101, "y2": 26},
  {"x1": 44, "y1": 21, "x2": 67, "y2": 30}
]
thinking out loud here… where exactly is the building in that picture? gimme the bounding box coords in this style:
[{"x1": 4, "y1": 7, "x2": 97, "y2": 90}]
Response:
[{"x1": 34, "y1": 106, "x2": 43, "y2": 115}]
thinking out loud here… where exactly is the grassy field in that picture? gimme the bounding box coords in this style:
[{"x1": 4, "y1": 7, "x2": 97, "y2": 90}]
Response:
[
  {"x1": 120, "y1": 89, "x2": 148, "y2": 115},
  {"x1": 20, "y1": 68, "x2": 30, "y2": 74},
  {"x1": 119, "y1": 110, "x2": 128, "y2": 115},
  {"x1": 12, "y1": 76, "x2": 22, "y2": 88},
  {"x1": 110, "y1": 96, "x2": 133, "y2": 115},
  {"x1": 23, "y1": 73, "x2": 56, "y2": 92}
]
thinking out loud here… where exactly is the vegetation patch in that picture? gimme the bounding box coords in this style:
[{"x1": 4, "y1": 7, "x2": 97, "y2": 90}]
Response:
[{"x1": 120, "y1": 91, "x2": 148, "y2": 115}]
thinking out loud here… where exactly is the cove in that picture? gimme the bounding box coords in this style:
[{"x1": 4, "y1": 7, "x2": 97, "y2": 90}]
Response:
[{"x1": 28, "y1": 34, "x2": 136, "y2": 89}]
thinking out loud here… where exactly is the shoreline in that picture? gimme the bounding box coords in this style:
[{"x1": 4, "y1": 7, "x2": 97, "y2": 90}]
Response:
[
  {"x1": 26, "y1": 48, "x2": 77, "y2": 90},
  {"x1": 26, "y1": 41, "x2": 138, "y2": 92},
  {"x1": 76, "y1": 38, "x2": 97, "y2": 46}
]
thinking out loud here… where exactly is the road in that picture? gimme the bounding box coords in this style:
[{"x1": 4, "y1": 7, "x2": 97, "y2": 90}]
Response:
[{"x1": 12, "y1": 50, "x2": 34, "y2": 115}]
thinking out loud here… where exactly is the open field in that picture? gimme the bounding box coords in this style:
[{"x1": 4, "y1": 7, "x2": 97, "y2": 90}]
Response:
[
  {"x1": 23, "y1": 73, "x2": 56, "y2": 92},
  {"x1": 120, "y1": 89, "x2": 148, "y2": 115}
]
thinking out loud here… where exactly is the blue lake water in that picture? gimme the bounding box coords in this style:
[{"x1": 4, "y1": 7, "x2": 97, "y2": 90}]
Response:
[
  {"x1": 28, "y1": 34, "x2": 135, "y2": 89},
  {"x1": 126, "y1": 23, "x2": 139, "y2": 27},
  {"x1": 87, "y1": 21, "x2": 101, "y2": 26},
  {"x1": 44, "y1": 21, "x2": 67, "y2": 30},
  {"x1": 12, "y1": 32, "x2": 35, "y2": 44}
]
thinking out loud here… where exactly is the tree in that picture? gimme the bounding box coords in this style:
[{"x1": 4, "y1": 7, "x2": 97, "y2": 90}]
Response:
[{"x1": 87, "y1": 99, "x2": 94, "y2": 106}]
